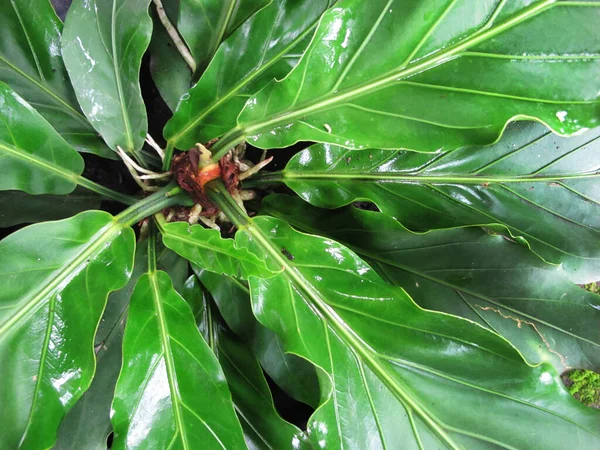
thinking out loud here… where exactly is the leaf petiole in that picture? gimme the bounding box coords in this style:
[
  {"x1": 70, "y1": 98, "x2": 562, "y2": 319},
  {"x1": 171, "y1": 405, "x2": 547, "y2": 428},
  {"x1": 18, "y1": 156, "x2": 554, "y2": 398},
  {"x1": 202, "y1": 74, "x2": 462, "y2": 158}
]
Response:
[
  {"x1": 205, "y1": 127, "x2": 246, "y2": 162},
  {"x1": 115, "y1": 182, "x2": 193, "y2": 228},
  {"x1": 162, "y1": 141, "x2": 175, "y2": 171},
  {"x1": 75, "y1": 175, "x2": 138, "y2": 205},
  {"x1": 206, "y1": 179, "x2": 249, "y2": 229}
]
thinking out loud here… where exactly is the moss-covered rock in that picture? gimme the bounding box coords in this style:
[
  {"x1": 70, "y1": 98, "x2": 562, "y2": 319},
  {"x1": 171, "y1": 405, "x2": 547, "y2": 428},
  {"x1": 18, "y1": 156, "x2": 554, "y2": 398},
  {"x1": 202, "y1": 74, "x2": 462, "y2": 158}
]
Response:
[{"x1": 562, "y1": 370, "x2": 600, "y2": 409}]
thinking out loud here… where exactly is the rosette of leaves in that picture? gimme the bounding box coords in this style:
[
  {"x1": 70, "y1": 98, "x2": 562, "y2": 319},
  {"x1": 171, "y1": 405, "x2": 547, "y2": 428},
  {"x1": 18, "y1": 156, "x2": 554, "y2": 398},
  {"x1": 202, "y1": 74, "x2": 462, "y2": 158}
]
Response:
[{"x1": 1, "y1": 1, "x2": 599, "y2": 449}]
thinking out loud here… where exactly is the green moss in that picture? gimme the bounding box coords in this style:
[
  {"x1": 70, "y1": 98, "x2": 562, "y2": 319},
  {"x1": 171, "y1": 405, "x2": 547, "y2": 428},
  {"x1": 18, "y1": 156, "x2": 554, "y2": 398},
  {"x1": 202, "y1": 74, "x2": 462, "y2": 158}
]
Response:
[
  {"x1": 561, "y1": 283, "x2": 600, "y2": 409},
  {"x1": 565, "y1": 370, "x2": 600, "y2": 407}
]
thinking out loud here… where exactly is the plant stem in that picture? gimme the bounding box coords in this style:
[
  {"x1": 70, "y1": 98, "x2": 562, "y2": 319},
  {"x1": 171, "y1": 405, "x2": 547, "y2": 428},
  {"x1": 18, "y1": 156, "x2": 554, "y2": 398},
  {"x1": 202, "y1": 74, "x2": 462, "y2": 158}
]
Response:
[
  {"x1": 163, "y1": 141, "x2": 175, "y2": 171},
  {"x1": 75, "y1": 175, "x2": 138, "y2": 205},
  {"x1": 152, "y1": 0, "x2": 196, "y2": 72},
  {"x1": 115, "y1": 182, "x2": 193, "y2": 228},
  {"x1": 209, "y1": 127, "x2": 246, "y2": 161},
  {"x1": 206, "y1": 179, "x2": 250, "y2": 229}
]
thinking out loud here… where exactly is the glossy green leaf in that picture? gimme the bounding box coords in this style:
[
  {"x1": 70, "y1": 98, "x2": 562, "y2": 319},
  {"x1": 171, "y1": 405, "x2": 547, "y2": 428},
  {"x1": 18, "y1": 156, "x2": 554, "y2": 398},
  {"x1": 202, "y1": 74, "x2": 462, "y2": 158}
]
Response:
[
  {"x1": 55, "y1": 243, "x2": 188, "y2": 450},
  {"x1": 159, "y1": 220, "x2": 276, "y2": 279},
  {"x1": 263, "y1": 194, "x2": 600, "y2": 372},
  {"x1": 0, "y1": 86, "x2": 132, "y2": 206},
  {"x1": 111, "y1": 250, "x2": 246, "y2": 449},
  {"x1": 61, "y1": 0, "x2": 153, "y2": 159},
  {"x1": 196, "y1": 269, "x2": 320, "y2": 407},
  {"x1": 148, "y1": 1, "x2": 192, "y2": 111},
  {"x1": 0, "y1": 211, "x2": 135, "y2": 449},
  {"x1": 0, "y1": 83, "x2": 85, "y2": 195},
  {"x1": 234, "y1": 215, "x2": 600, "y2": 448},
  {"x1": 149, "y1": 0, "x2": 270, "y2": 110},
  {"x1": 231, "y1": 0, "x2": 600, "y2": 152},
  {"x1": 0, "y1": 0, "x2": 114, "y2": 159},
  {"x1": 165, "y1": 0, "x2": 335, "y2": 148},
  {"x1": 179, "y1": 0, "x2": 271, "y2": 76},
  {"x1": 156, "y1": 243, "x2": 190, "y2": 294},
  {"x1": 54, "y1": 307, "x2": 126, "y2": 450},
  {"x1": 182, "y1": 275, "x2": 310, "y2": 449},
  {"x1": 259, "y1": 121, "x2": 600, "y2": 283},
  {"x1": 96, "y1": 243, "x2": 188, "y2": 348},
  {"x1": 54, "y1": 245, "x2": 144, "y2": 450},
  {"x1": 0, "y1": 188, "x2": 99, "y2": 227}
]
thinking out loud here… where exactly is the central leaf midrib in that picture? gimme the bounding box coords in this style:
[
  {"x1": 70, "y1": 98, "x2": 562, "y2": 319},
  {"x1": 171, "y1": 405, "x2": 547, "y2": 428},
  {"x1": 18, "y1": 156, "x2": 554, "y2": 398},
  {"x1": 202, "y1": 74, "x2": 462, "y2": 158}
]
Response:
[
  {"x1": 167, "y1": 12, "x2": 321, "y2": 145},
  {"x1": 149, "y1": 271, "x2": 190, "y2": 450},
  {"x1": 242, "y1": 0, "x2": 558, "y2": 135},
  {"x1": 110, "y1": 0, "x2": 135, "y2": 152},
  {"x1": 0, "y1": 218, "x2": 121, "y2": 339},
  {"x1": 0, "y1": 141, "x2": 80, "y2": 186},
  {"x1": 273, "y1": 171, "x2": 600, "y2": 184},
  {"x1": 19, "y1": 295, "x2": 56, "y2": 445},
  {"x1": 0, "y1": 56, "x2": 90, "y2": 126},
  {"x1": 209, "y1": 0, "x2": 238, "y2": 62},
  {"x1": 248, "y1": 220, "x2": 600, "y2": 445},
  {"x1": 244, "y1": 221, "x2": 462, "y2": 449}
]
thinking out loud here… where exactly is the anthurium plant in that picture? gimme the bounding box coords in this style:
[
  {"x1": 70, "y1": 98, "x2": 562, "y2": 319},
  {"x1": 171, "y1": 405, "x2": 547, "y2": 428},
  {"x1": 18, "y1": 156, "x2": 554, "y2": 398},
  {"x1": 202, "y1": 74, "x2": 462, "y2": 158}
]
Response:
[{"x1": 1, "y1": 0, "x2": 599, "y2": 448}]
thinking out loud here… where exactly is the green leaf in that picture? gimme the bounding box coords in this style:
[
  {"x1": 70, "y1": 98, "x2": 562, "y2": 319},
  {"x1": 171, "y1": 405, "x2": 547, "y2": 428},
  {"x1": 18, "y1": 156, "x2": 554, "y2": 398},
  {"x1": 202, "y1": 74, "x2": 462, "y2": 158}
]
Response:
[
  {"x1": 234, "y1": 215, "x2": 600, "y2": 448},
  {"x1": 0, "y1": 188, "x2": 99, "y2": 227},
  {"x1": 0, "y1": 82, "x2": 85, "y2": 195},
  {"x1": 0, "y1": 86, "x2": 136, "y2": 204},
  {"x1": 182, "y1": 275, "x2": 310, "y2": 449},
  {"x1": 149, "y1": 0, "x2": 270, "y2": 110},
  {"x1": 148, "y1": 1, "x2": 192, "y2": 111},
  {"x1": 156, "y1": 243, "x2": 190, "y2": 294},
  {"x1": 54, "y1": 246, "x2": 145, "y2": 450},
  {"x1": 164, "y1": 0, "x2": 334, "y2": 148},
  {"x1": 61, "y1": 0, "x2": 153, "y2": 158},
  {"x1": 263, "y1": 194, "x2": 600, "y2": 372},
  {"x1": 196, "y1": 269, "x2": 320, "y2": 407},
  {"x1": 0, "y1": 211, "x2": 135, "y2": 449},
  {"x1": 95, "y1": 242, "x2": 188, "y2": 350},
  {"x1": 230, "y1": 0, "x2": 600, "y2": 152},
  {"x1": 178, "y1": 0, "x2": 271, "y2": 76},
  {"x1": 0, "y1": 0, "x2": 114, "y2": 159},
  {"x1": 54, "y1": 308, "x2": 126, "y2": 450},
  {"x1": 159, "y1": 220, "x2": 276, "y2": 279},
  {"x1": 55, "y1": 242, "x2": 188, "y2": 450},
  {"x1": 111, "y1": 244, "x2": 246, "y2": 449},
  {"x1": 260, "y1": 121, "x2": 600, "y2": 283}
]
